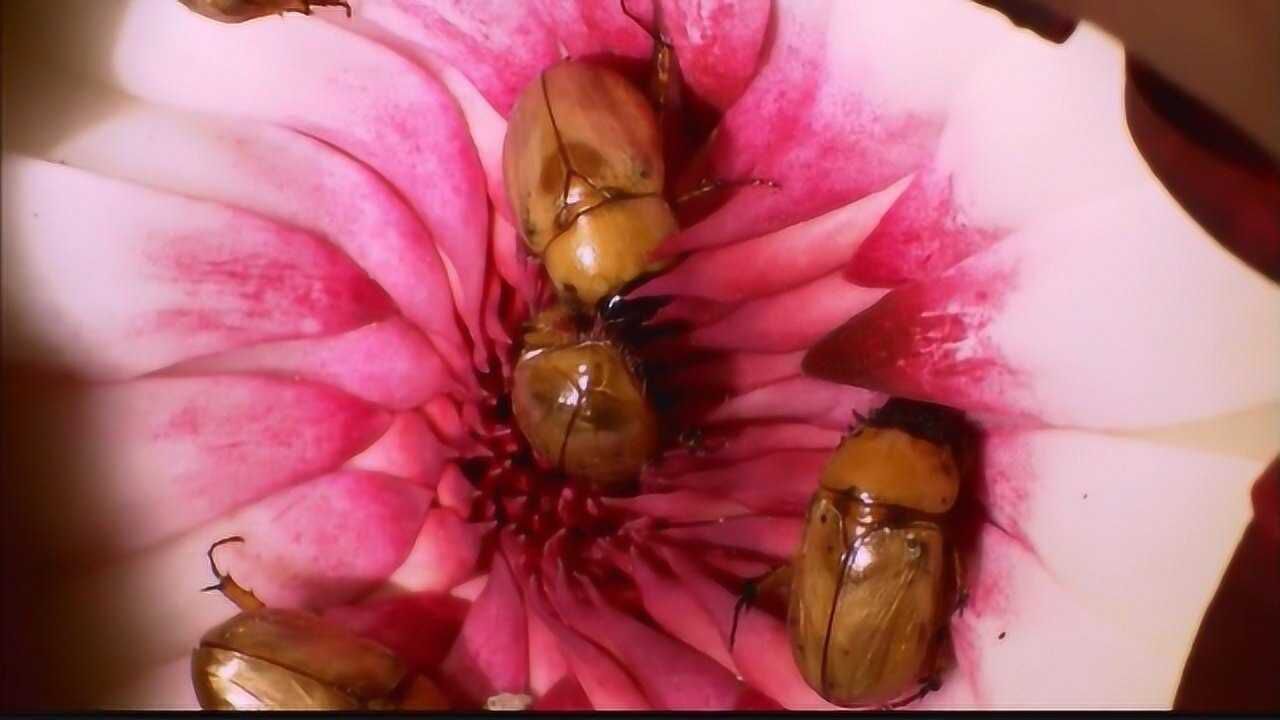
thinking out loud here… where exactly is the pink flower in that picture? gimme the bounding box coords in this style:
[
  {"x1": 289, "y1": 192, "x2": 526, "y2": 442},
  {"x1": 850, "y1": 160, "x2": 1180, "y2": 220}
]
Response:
[{"x1": 2, "y1": 0, "x2": 1275, "y2": 710}]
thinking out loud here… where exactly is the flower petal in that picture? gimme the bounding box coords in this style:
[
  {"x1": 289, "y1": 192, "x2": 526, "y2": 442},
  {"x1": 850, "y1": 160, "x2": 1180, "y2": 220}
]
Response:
[
  {"x1": 174, "y1": 319, "x2": 455, "y2": 411},
  {"x1": 946, "y1": 430, "x2": 1265, "y2": 708},
  {"x1": 660, "y1": 515, "x2": 803, "y2": 559},
  {"x1": 323, "y1": 591, "x2": 469, "y2": 674},
  {"x1": 60, "y1": 470, "x2": 428, "y2": 679},
  {"x1": 75, "y1": 375, "x2": 390, "y2": 551},
  {"x1": 666, "y1": 0, "x2": 1009, "y2": 255},
  {"x1": 636, "y1": 181, "x2": 905, "y2": 301},
  {"x1": 806, "y1": 182, "x2": 1280, "y2": 428},
  {"x1": 102, "y1": 0, "x2": 491, "y2": 358},
  {"x1": 548, "y1": 568, "x2": 744, "y2": 709},
  {"x1": 346, "y1": 410, "x2": 451, "y2": 481},
  {"x1": 628, "y1": 547, "x2": 738, "y2": 674},
  {"x1": 14, "y1": 75, "x2": 471, "y2": 371},
  {"x1": 648, "y1": 450, "x2": 826, "y2": 514},
  {"x1": 386, "y1": 509, "x2": 491, "y2": 594},
  {"x1": 849, "y1": 26, "x2": 1153, "y2": 286},
  {"x1": 704, "y1": 376, "x2": 884, "y2": 429},
  {"x1": 659, "y1": 546, "x2": 836, "y2": 709},
  {"x1": 1, "y1": 155, "x2": 393, "y2": 380},
  {"x1": 440, "y1": 551, "x2": 530, "y2": 703}
]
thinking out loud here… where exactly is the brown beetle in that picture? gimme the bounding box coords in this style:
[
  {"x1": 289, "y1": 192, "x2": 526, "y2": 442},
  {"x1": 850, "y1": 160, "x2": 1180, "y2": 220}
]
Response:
[
  {"x1": 191, "y1": 537, "x2": 448, "y2": 710},
  {"x1": 178, "y1": 0, "x2": 351, "y2": 24},
  {"x1": 510, "y1": 303, "x2": 659, "y2": 493},
  {"x1": 503, "y1": 57, "x2": 678, "y2": 308},
  {"x1": 731, "y1": 399, "x2": 970, "y2": 709}
]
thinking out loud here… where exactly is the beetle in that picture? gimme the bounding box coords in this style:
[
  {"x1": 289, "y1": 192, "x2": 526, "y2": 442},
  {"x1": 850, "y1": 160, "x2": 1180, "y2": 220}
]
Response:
[
  {"x1": 190, "y1": 536, "x2": 449, "y2": 711},
  {"x1": 502, "y1": 2, "x2": 775, "y2": 310},
  {"x1": 178, "y1": 0, "x2": 351, "y2": 23},
  {"x1": 730, "y1": 399, "x2": 971, "y2": 709},
  {"x1": 510, "y1": 303, "x2": 659, "y2": 493}
]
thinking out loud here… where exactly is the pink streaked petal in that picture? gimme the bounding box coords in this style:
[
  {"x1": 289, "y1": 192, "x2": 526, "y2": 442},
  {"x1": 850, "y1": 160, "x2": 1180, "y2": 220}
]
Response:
[
  {"x1": 851, "y1": 27, "x2": 1157, "y2": 287},
  {"x1": 359, "y1": 0, "x2": 560, "y2": 117},
  {"x1": 602, "y1": 490, "x2": 751, "y2": 523},
  {"x1": 807, "y1": 182, "x2": 1280, "y2": 429},
  {"x1": 659, "y1": 547, "x2": 836, "y2": 710},
  {"x1": 636, "y1": 180, "x2": 905, "y2": 301},
  {"x1": 491, "y1": 214, "x2": 540, "y2": 307},
  {"x1": 647, "y1": 450, "x2": 826, "y2": 515},
  {"x1": 525, "y1": 578, "x2": 651, "y2": 709},
  {"x1": 672, "y1": 350, "x2": 804, "y2": 394},
  {"x1": 385, "y1": 510, "x2": 491, "y2": 594},
  {"x1": 436, "y1": 463, "x2": 481, "y2": 517},
  {"x1": 440, "y1": 550, "x2": 530, "y2": 703},
  {"x1": 683, "y1": 273, "x2": 887, "y2": 353},
  {"x1": 77, "y1": 375, "x2": 390, "y2": 551},
  {"x1": 323, "y1": 591, "x2": 469, "y2": 674},
  {"x1": 173, "y1": 319, "x2": 456, "y2": 411},
  {"x1": 535, "y1": 675, "x2": 594, "y2": 710},
  {"x1": 665, "y1": 0, "x2": 1009, "y2": 256},
  {"x1": 70, "y1": 469, "x2": 429, "y2": 670},
  {"x1": 106, "y1": 0, "x2": 490, "y2": 359},
  {"x1": 943, "y1": 429, "x2": 1266, "y2": 708},
  {"x1": 652, "y1": 0, "x2": 772, "y2": 111},
  {"x1": 660, "y1": 515, "x2": 803, "y2": 559},
  {"x1": 548, "y1": 570, "x2": 743, "y2": 709},
  {"x1": 526, "y1": 598, "x2": 571, "y2": 697},
  {"x1": 628, "y1": 548, "x2": 737, "y2": 674},
  {"x1": 704, "y1": 376, "x2": 884, "y2": 429},
  {"x1": 39, "y1": 85, "x2": 470, "y2": 370},
  {"x1": 345, "y1": 410, "x2": 451, "y2": 482},
  {"x1": 1, "y1": 156, "x2": 393, "y2": 381}
]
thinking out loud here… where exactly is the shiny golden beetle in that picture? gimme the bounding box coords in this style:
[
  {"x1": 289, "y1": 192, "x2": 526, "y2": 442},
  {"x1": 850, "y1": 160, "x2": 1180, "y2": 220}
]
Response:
[
  {"x1": 511, "y1": 304, "x2": 659, "y2": 494},
  {"x1": 191, "y1": 537, "x2": 449, "y2": 711},
  {"x1": 179, "y1": 0, "x2": 351, "y2": 23},
  {"x1": 732, "y1": 399, "x2": 971, "y2": 709}
]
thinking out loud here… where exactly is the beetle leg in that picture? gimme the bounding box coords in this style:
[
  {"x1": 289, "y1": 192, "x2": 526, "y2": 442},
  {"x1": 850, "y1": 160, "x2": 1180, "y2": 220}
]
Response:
[
  {"x1": 287, "y1": 0, "x2": 352, "y2": 18},
  {"x1": 620, "y1": 0, "x2": 681, "y2": 116},
  {"x1": 879, "y1": 674, "x2": 943, "y2": 710},
  {"x1": 674, "y1": 177, "x2": 781, "y2": 207},
  {"x1": 201, "y1": 535, "x2": 267, "y2": 612},
  {"x1": 729, "y1": 564, "x2": 791, "y2": 650},
  {"x1": 952, "y1": 546, "x2": 969, "y2": 617}
]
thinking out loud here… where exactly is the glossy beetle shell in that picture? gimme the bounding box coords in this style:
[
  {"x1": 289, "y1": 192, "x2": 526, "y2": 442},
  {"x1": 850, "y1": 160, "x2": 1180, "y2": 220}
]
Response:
[
  {"x1": 788, "y1": 426, "x2": 959, "y2": 707},
  {"x1": 503, "y1": 60, "x2": 676, "y2": 305},
  {"x1": 191, "y1": 608, "x2": 446, "y2": 710},
  {"x1": 179, "y1": 0, "x2": 348, "y2": 23},
  {"x1": 511, "y1": 306, "x2": 658, "y2": 491}
]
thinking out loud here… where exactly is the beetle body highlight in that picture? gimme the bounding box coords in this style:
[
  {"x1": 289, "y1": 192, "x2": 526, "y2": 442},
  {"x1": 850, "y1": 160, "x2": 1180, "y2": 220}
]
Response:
[{"x1": 503, "y1": 60, "x2": 677, "y2": 307}]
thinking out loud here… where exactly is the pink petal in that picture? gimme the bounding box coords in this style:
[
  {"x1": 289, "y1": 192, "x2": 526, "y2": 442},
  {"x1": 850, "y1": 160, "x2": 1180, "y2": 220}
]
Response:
[
  {"x1": 2, "y1": 156, "x2": 392, "y2": 380},
  {"x1": 69, "y1": 469, "x2": 429, "y2": 670},
  {"x1": 440, "y1": 550, "x2": 530, "y2": 702},
  {"x1": 665, "y1": 0, "x2": 1009, "y2": 255},
  {"x1": 36, "y1": 85, "x2": 470, "y2": 369},
  {"x1": 660, "y1": 547, "x2": 836, "y2": 709},
  {"x1": 78, "y1": 375, "x2": 391, "y2": 551},
  {"x1": 648, "y1": 450, "x2": 827, "y2": 514},
  {"x1": 628, "y1": 548, "x2": 737, "y2": 674},
  {"x1": 105, "y1": 1, "x2": 490, "y2": 359},
  {"x1": 386, "y1": 509, "x2": 491, "y2": 593},
  {"x1": 673, "y1": 351, "x2": 804, "y2": 394},
  {"x1": 525, "y1": 577, "x2": 651, "y2": 709},
  {"x1": 653, "y1": 0, "x2": 771, "y2": 111},
  {"x1": 548, "y1": 570, "x2": 743, "y2": 709},
  {"x1": 602, "y1": 490, "x2": 751, "y2": 523},
  {"x1": 636, "y1": 181, "x2": 904, "y2": 301},
  {"x1": 850, "y1": 27, "x2": 1156, "y2": 286},
  {"x1": 704, "y1": 376, "x2": 884, "y2": 429},
  {"x1": 323, "y1": 591, "x2": 469, "y2": 674},
  {"x1": 807, "y1": 182, "x2": 1280, "y2": 428},
  {"x1": 683, "y1": 273, "x2": 886, "y2": 352},
  {"x1": 174, "y1": 319, "x2": 456, "y2": 411},
  {"x1": 660, "y1": 515, "x2": 804, "y2": 559},
  {"x1": 346, "y1": 410, "x2": 451, "y2": 481}
]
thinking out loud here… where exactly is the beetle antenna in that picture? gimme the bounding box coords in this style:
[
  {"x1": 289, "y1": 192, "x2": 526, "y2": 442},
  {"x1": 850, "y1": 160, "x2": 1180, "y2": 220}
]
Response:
[
  {"x1": 620, "y1": 0, "x2": 668, "y2": 45},
  {"x1": 201, "y1": 535, "x2": 266, "y2": 612}
]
